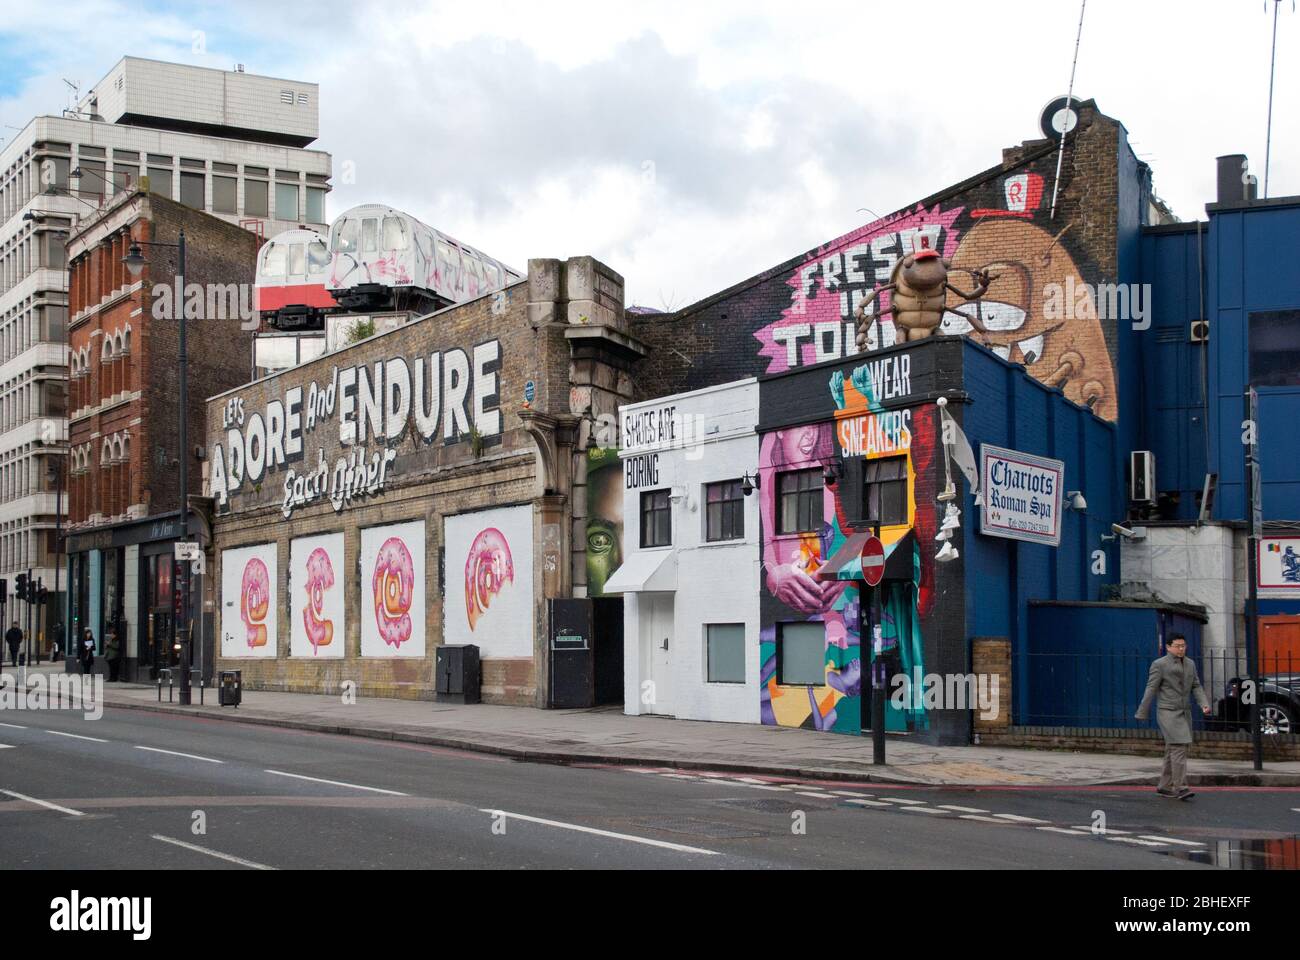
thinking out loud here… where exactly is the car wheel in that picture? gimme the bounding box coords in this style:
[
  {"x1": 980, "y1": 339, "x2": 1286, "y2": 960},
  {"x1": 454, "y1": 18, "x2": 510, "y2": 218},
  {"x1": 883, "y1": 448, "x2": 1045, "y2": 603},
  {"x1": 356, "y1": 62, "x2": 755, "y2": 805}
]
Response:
[{"x1": 1260, "y1": 701, "x2": 1295, "y2": 736}]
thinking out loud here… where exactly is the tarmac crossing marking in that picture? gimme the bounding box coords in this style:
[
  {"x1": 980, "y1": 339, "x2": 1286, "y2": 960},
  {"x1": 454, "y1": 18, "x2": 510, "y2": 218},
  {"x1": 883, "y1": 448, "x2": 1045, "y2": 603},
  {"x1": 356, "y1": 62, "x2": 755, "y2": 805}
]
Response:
[
  {"x1": 152, "y1": 834, "x2": 275, "y2": 870},
  {"x1": 263, "y1": 770, "x2": 408, "y2": 796},
  {"x1": 0, "y1": 788, "x2": 84, "y2": 817},
  {"x1": 481, "y1": 809, "x2": 720, "y2": 856}
]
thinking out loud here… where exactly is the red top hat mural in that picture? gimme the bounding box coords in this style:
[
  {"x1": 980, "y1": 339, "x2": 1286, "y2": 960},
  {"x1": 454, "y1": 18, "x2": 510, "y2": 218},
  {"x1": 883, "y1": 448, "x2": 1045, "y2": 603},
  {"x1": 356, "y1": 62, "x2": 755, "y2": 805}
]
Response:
[{"x1": 972, "y1": 172, "x2": 1045, "y2": 219}]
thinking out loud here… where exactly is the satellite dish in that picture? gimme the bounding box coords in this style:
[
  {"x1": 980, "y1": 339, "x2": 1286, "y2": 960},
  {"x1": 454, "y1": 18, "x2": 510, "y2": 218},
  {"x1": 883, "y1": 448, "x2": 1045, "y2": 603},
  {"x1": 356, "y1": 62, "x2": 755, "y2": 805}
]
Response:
[{"x1": 1039, "y1": 96, "x2": 1082, "y2": 140}]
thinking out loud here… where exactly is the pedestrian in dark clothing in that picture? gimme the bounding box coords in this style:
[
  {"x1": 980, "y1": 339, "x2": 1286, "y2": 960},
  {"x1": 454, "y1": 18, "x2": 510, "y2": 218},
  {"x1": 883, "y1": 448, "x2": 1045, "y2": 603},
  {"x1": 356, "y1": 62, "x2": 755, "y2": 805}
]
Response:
[
  {"x1": 4, "y1": 622, "x2": 20, "y2": 667},
  {"x1": 105, "y1": 628, "x2": 121, "y2": 682},
  {"x1": 79, "y1": 629, "x2": 97, "y2": 676},
  {"x1": 1136, "y1": 633, "x2": 1211, "y2": 800}
]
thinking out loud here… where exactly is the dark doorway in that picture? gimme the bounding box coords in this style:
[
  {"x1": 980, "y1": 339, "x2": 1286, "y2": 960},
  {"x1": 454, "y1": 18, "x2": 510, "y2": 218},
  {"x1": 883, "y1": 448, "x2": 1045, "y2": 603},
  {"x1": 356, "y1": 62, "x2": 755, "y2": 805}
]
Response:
[{"x1": 593, "y1": 597, "x2": 624, "y2": 706}]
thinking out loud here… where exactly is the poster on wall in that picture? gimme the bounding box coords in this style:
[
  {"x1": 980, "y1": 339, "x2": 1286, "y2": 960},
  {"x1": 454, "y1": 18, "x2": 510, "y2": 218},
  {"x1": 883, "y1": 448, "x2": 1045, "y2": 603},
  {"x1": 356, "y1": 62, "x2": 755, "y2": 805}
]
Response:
[
  {"x1": 444, "y1": 505, "x2": 534, "y2": 659},
  {"x1": 289, "y1": 532, "x2": 346, "y2": 658},
  {"x1": 585, "y1": 447, "x2": 623, "y2": 596},
  {"x1": 1258, "y1": 536, "x2": 1300, "y2": 593},
  {"x1": 979, "y1": 444, "x2": 1063, "y2": 547},
  {"x1": 359, "y1": 520, "x2": 426, "y2": 658},
  {"x1": 220, "y1": 543, "x2": 279, "y2": 659}
]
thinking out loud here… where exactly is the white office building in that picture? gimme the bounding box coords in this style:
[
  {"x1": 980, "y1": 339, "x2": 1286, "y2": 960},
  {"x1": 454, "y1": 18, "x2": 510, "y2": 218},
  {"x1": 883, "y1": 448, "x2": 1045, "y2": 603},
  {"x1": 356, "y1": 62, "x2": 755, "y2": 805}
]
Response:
[{"x1": 0, "y1": 56, "x2": 331, "y2": 625}]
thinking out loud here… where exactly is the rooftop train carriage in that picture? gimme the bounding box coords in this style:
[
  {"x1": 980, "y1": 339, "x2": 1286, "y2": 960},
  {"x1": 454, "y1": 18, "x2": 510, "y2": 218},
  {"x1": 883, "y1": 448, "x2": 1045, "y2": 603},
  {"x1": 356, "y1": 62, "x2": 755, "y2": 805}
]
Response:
[
  {"x1": 254, "y1": 228, "x2": 339, "y2": 330},
  {"x1": 326, "y1": 203, "x2": 522, "y2": 312}
]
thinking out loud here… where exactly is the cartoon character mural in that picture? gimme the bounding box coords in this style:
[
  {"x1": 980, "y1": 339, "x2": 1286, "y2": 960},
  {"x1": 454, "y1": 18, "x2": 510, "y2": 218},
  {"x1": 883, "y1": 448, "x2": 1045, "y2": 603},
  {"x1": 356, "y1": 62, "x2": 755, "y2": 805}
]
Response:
[
  {"x1": 289, "y1": 533, "x2": 345, "y2": 658},
  {"x1": 754, "y1": 170, "x2": 1118, "y2": 421},
  {"x1": 444, "y1": 506, "x2": 535, "y2": 659},
  {"x1": 759, "y1": 361, "x2": 939, "y2": 734},
  {"x1": 220, "y1": 543, "x2": 278, "y2": 659},
  {"x1": 359, "y1": 521, "x2": 426, "y2": 658},
  {"x1": 585, "y1": 447, "x2": 623, "y2": 596}
]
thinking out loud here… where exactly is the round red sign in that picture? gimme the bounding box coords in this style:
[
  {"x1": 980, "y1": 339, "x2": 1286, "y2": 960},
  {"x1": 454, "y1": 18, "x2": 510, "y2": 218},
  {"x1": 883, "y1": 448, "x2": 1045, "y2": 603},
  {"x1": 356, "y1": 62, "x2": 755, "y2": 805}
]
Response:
[{"x1": 860, "y1": 536, "x2": 885, "y2": 587}]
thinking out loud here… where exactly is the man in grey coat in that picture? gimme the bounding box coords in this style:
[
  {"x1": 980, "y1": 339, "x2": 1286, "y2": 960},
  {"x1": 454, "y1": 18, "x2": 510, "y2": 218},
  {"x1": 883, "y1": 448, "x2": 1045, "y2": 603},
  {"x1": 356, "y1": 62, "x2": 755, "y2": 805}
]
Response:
[{"x1": 1135, "y1": 633, "x2": 1211, "y2": 799}]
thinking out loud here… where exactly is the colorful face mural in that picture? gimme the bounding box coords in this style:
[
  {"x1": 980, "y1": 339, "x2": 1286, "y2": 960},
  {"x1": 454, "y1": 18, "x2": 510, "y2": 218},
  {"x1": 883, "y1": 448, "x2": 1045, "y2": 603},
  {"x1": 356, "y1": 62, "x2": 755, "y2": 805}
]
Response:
[
  {"x1": 220, "y1": 543, "x2": 278, "y2": 659},
  {"x1": 289, "y1": 533, "x2": 345, "y2": 658},
  {"x1": 753, "y1": 171, "x2": 1116, "y2": 420},
  {"x1": 465, "y1": 528, "x2": 514, "y2": 630},
  {"x1": 359, "y1": 521, "x2": 426, "y2": 658},
  {"x1": 444, "y1": 506, "x2": 534, "y2": 659},
  {"x1": 759, "y1": 359, "x2": 939, "y2": 734},
  {"x1": 585, "y1": 447, "x2": 623, "y2": 597}
]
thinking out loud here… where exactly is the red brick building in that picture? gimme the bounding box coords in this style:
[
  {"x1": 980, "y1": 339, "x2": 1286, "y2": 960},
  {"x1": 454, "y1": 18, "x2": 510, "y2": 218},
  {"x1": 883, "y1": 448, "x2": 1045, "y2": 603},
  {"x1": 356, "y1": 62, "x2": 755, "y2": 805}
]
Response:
[{"x1": 64, "y1": 188, "x2": 258, "y2": 678}]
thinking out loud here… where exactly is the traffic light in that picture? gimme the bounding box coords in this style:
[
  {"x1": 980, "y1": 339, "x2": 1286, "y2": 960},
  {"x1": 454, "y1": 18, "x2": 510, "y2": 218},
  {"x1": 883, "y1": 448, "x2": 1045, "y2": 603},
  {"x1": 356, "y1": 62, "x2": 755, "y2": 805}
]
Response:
[
  {"x1": 0, "y1": 577, "x2": 7, "y2": 603},
  {"x1": 15, "y1": 573, "x2": 27, "y2": 603}
]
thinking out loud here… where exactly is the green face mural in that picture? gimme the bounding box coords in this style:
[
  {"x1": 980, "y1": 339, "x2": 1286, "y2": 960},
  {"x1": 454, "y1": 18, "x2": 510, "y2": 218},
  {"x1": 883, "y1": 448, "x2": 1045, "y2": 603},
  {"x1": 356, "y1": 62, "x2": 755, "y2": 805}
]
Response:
[{"x1": 586, "y1": 447, "x2": 623, "y2": 596}]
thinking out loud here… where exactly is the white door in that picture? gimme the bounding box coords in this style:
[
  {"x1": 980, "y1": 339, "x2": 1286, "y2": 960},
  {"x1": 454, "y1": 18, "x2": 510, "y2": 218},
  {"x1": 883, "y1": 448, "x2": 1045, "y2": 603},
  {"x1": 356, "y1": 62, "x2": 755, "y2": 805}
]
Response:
[{"x1": 643, "y1": 593, "x2": 675, "y2": 716}]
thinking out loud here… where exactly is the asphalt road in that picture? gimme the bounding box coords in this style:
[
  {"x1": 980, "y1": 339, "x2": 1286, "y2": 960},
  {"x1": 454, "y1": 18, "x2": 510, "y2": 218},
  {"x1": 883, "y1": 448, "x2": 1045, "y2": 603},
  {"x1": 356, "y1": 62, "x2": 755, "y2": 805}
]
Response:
[{"x1": 1, "y1": 707, "x2": 1297, "y2": 870}]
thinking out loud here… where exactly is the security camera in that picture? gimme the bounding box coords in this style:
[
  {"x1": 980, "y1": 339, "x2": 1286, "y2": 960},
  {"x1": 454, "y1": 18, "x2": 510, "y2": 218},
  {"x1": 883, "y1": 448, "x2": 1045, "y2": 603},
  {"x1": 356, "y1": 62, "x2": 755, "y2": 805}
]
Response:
[{"x1": 1110, "y1": 523, "x2": 1147, "y2": 541}]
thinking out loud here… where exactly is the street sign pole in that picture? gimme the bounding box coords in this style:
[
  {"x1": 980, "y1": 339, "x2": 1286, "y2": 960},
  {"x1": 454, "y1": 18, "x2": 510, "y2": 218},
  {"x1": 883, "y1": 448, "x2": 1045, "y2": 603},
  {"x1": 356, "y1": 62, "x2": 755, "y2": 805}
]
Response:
[
  {"x1": 1244, "y1": 388, "x2": 1264, "y2": 771},
  {"x1": 862, "y1": 531, "x2": 886, "y2": 765}
]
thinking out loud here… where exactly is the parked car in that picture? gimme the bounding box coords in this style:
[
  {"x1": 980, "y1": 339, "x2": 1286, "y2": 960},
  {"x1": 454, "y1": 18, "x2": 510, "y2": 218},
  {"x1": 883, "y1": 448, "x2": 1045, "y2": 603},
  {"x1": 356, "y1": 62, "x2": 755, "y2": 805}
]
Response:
[{"x1": 1217, "y1": 674, "x2": 1298, "y2": 735}]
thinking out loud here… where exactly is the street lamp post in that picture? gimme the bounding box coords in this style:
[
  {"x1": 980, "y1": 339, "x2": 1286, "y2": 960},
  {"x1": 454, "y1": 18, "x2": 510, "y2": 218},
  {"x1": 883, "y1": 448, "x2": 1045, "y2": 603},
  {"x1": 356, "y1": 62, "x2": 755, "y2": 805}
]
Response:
[{"x1": 123, "y1": 231, "x2": 192, "y2": 705}]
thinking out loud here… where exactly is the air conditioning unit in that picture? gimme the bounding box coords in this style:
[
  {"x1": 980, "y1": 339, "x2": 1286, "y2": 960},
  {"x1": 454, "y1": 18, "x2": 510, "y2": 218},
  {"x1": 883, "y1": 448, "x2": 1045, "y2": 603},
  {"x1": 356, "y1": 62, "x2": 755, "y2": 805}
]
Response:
[
  {"x1": 1130, "y1": 451, "x2": 1157, "y2": 504},
  {"x1": 1189, "y1": 319, "x2": 1210, "y2": 343}
]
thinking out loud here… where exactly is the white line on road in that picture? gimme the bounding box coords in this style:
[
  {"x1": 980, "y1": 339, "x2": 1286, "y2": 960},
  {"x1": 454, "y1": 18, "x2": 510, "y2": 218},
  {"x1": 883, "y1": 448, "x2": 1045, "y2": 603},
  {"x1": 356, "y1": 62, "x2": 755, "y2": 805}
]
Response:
[
  {"x1": 959, "y1": 815, "x2": 1014, "y2": 824},
  {"x1": 993, "y1": 813, "x2": 1051, "y2": 824},
  {"x1": 45, "y1": 730, "x2": 108, "y2": 743},
  {"x1": 263, "y1": 769, "x2": 408, "y2": 796},
  {"x1": 844, "y1": 798, "x2": 892, "y2": 807},
  {"x1": 795, "y1": 791, "x2": 839, "y2": 799},
  {"x1": 0, "y1": 744, "x2": 13, "y2": 749},
  {"x1": 135, "y1": 745, "x2": 223, "y2": 764},
  {"x1": 0, "y1": 789, "x2": 84, "y2": 817},
  {"x1": 1037, "y1": 826, "x2": 1091, "y2": 836},
  {"x1": 939, "y1": 805, "x2": 989, "y2": 813},
  {"x1": 1139, "y1": 835, "x2": 1205, "y2": 847},
  {"x1": 878, "y1": 797, "x2": 927, "y2": 805},
  {"x1": 151, "y1": 835, "x2": 275, "y2": 870},
  {"x1": 902, "y1": 806, "x2": 949, "y2": 815},
  {"x1": 1109, "y1": 836, "x2": 1168, "y2": 847},
  {"x1": 0, "y1": 722, "x2": 27, "y2": 729},
  {"x1": 481, "y1": 809, "x2": 720, "y2": 856},
  {"x1": 1073, "y1": 826, "x2": 1131, "y2": 835},
  {"x1": 831, "y1": 790, "x2": 873, "y2": 797},
  {"x1": 734, "y1": 783, "x2": 792, "y2": 792}
]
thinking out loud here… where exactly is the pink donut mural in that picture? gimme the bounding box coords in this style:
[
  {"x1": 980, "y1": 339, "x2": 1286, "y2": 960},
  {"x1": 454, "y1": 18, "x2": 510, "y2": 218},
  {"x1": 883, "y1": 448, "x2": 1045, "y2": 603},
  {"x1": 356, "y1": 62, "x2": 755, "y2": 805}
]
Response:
[
  {"x1": 372, "y1": 537, "x2": 415, "y2": 648},
  {"x1": 465, "y1": 528, "x2": 514, "y2": 631},
  {"x1": 302, "y1": 547, "x2": 335, "y2": 654},
  {"x1": 241, "y1": 557, "x2": 270, "y2": 649}
]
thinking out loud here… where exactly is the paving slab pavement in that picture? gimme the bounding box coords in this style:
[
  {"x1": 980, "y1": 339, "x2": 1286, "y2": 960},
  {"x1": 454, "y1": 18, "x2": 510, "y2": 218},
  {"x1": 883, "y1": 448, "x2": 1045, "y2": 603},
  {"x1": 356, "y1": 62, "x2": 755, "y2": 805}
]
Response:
[{"x1": 61, "y1": 680, "x2": 1300, "y2": 788}]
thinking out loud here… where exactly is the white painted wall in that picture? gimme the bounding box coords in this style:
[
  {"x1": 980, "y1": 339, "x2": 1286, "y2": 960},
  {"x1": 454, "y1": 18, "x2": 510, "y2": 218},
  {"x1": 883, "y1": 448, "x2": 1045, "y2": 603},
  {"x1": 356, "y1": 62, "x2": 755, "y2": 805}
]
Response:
[{"x1": 618, "y1": 379, "x2": 761, "y2": 724}]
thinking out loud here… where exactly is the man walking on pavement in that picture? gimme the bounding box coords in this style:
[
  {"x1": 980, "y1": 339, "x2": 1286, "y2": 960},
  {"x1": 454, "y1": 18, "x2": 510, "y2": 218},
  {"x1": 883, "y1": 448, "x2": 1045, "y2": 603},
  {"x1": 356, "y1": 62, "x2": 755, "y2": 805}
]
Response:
[
  {"x1": 4, "y1": 621, "x2": 20, "y2": 668},
  {"x1": 1136, "y1": 633, "x2": 1211, "y2": 800}
]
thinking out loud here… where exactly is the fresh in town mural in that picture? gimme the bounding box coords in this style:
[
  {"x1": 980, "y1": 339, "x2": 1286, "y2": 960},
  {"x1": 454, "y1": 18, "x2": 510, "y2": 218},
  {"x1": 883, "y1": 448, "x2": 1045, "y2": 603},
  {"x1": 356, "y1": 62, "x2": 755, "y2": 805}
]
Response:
[
  {"x1": 444, "y1": 505, "x2": 534, "y2": 659},
  {"x1": 359, "y1": 520, "x2": 426, "y2": 658},
  {"x1": 585, "y1": 446, "x2": 623, "y2": 597},
  {"x1": 220, "y1": 543, "x2": 279, "y2": 659},
  {"x1": 290, "y1": 533, "x2": 345, "y2": 658},
  {"x1": 753, "y1": 171, "x2": 1117, "y2": 420}
]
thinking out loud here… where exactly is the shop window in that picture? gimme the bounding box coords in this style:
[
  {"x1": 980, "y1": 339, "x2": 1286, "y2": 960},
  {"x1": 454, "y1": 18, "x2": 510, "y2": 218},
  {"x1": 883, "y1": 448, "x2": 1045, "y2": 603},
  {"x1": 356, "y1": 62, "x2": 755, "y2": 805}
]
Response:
[
  {"x1": 865, "y1": 456, "x2": 909, "y2": 526},
  {"x1": 705, "y1": 479, "x2": 744, "y2": 542},
  {"x1": 777, "y1": 622, "x2": 825, "y2": 686},
  {"x1": 777, "y1": 468, "x2": 822, "y2": 534},
  {"x1": 640, "y1": 489, "x2": 672, "y2": 548},
  {"x1": 706, "y1": 623, "x2": 745, "y2": 684}
]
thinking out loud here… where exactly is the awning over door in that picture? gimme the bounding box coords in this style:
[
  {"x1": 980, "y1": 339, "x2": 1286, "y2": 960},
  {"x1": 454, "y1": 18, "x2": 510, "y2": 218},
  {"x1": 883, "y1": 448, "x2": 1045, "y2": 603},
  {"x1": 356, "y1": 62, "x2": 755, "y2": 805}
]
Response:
[
  {"x1": 815, "y1": 530, "x2": 917, "y2": 582},
  {"x1": 601, "y1": 550, "x2": 677, "y2": 594}
]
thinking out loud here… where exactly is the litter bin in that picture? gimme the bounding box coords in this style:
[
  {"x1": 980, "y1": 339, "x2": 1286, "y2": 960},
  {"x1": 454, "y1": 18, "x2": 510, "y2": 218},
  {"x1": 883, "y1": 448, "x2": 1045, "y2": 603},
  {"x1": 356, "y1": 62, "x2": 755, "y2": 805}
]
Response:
[
  {"x1": 219, "y1": 670, "x2": 242, "y2": 707},
  {"x1": 435, "y1": 644, "x2": 480, "y2": 704}
]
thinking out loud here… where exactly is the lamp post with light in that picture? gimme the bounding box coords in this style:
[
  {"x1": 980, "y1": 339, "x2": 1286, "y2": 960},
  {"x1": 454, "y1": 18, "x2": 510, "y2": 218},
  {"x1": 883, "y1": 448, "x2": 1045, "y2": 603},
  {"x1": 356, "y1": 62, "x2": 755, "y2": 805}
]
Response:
[{"x1": 122, "y1": 231, "x2": 193, "y2": 705}]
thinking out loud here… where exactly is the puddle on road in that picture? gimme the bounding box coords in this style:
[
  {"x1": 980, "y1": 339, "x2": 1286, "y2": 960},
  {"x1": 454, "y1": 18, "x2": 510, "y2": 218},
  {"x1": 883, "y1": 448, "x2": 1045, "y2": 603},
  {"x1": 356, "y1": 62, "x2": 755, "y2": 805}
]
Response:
[{"x1": 1160, "y1": 837, "x2": 1300, "y2": 870}]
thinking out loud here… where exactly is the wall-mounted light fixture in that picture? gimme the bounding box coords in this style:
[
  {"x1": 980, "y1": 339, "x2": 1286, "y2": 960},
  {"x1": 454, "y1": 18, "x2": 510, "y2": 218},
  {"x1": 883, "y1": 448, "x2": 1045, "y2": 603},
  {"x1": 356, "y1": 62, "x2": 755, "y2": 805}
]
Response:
[
  {"x1": 741, "y1": 472, "x2": 761, "y2": 497},
  {"x1": 822, "y1": 459, "x2": 843, "y2": 487}
]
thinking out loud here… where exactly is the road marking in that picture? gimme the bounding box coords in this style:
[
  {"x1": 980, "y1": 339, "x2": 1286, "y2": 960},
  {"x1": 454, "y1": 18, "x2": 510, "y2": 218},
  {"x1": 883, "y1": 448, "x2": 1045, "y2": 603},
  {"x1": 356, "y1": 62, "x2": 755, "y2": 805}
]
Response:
[
  {"x1": 992, "y1": 813, "x2": 1050, "y2": 824},
  {"x1": 0, "y1": 744, "x2": 13, "y2": 749},
  {"x1": 0, "y1": 789, "x2": 84, "y2": 817},
  {"x1": 844, "y1": 798, "x2": 892, "y2": 807},
  {"x1": 660, "y1": 773, "x2": 699, "y2": 780},
  {"x1": 939, "y1": 805, "x2": 989, "y2": 813},
  {"x1": 1139, "y1": 835, "x2": 1205, "y2": 847},
  {"x1": 1037, "y1": 826, "x2": 1091, "y2": 836},
  {"x1": 136, "y1": 745, "x2": 223, "y2": 764},
  {"x1": 734, "y1": 783, "x2": 791, "y2": 792},
  {"x1": 959, "y1": 815, "x2": 1014, "y2": 824},
  {"x1": 795, "y1": 791, "x2": 839, "y2": 799},
  {"x1": 481, "y1": 809, "x2": 720, "y2": 856},
  {"x1": 878, "y1": 797, "x2": 927, "y2": 805},
  {"x1": 151, "y1": 835, "x2": 274, "y2": 870},
  {"x1": 902, "y1": 806, "x2": 949, "y2": 815},
  {"x1": 45, "y1": 730, "x2": 108, "y2": 743},
  {"x1": 263, "y1": 770, "x2": 408, "y2": 796},
  {"x1": 1109, "y1": 836, "x2": 1167, "y2": 847},
  {"x1": 0, "y1": 722, "x2": 27, "y2": 729},
  {"x1": 831, "y1": 790, "x2": 873, "y2": 797},
  {"x1": 1073, "y1": 826, "x2": 1131, "y2": 835}
]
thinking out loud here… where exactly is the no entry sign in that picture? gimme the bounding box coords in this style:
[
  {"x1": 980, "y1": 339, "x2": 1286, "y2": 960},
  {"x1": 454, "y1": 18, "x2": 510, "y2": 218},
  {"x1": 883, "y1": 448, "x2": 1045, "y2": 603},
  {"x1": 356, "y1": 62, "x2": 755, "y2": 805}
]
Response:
[{"x1": 860, "y1": 535, "x2": 885, "y2": 587}]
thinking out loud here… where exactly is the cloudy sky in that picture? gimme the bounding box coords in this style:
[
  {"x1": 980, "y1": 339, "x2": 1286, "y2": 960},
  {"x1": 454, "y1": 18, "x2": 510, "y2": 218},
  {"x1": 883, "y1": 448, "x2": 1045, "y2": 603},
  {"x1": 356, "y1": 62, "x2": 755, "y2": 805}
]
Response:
[{"x1": 2, "y1": 0, "x2": 1295, "y2": 308}]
